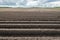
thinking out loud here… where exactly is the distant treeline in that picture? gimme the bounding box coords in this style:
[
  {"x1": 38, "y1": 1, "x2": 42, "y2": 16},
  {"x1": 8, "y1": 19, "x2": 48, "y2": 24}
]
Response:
[{"x1": 0, "y1": 7, "x2": 11, "y2": 8}]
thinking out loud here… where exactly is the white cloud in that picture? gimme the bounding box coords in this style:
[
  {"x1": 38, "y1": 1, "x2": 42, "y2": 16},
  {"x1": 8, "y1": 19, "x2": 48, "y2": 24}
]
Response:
[
  {"x1": 0, "y1": 0, "x2": 60, "y2": 8},
  {"x1": 44, "y1": 1, "x2": 60, "y2": 7},
  {"x1": 26, "y1": 0, "x2": 39, "y2": 7}
]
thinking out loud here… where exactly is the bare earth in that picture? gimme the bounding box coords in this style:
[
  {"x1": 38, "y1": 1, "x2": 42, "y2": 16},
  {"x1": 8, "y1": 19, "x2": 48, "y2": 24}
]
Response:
[
  {"x1": 0, "y1": 8, "x2": 60, "y2": 21},
  {"x1": 0, "y1": 8, "x2": 60, "y2": 40},
  {"x1": 0, "y1": 37, "x2": 60, "y2": 40}
]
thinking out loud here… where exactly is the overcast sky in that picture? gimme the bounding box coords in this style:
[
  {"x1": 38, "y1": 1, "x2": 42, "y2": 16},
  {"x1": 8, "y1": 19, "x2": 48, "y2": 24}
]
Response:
[{"x1": 0, "y1": 0, "x2": 60, "y2": 8}]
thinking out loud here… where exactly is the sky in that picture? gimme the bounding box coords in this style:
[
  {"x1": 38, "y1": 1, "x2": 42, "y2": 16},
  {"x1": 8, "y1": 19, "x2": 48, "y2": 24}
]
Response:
[{"x1": 0, "y1": 0, "x2": 60, "y2": 8}]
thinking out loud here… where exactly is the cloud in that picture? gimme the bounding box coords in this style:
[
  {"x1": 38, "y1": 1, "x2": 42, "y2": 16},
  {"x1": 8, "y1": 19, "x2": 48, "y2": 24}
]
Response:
[{"x1": 0, "y1": 0, "x2": 60, "y2": 8}]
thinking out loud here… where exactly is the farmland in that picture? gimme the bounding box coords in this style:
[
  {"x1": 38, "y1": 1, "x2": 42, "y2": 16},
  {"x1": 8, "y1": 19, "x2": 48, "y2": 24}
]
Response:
[
  {"x1": 0, "y1": 8, "x2": 60, "y2": 40},
  {"x1": 0, "y1": 8, "x2": 60, "y2": 21}
]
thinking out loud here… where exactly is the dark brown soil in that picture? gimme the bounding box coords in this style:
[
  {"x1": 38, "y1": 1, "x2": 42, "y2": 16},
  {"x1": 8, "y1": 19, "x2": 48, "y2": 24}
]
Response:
[{"x1": 0, "y1": 11, "x2": 60, "y2": 21}]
